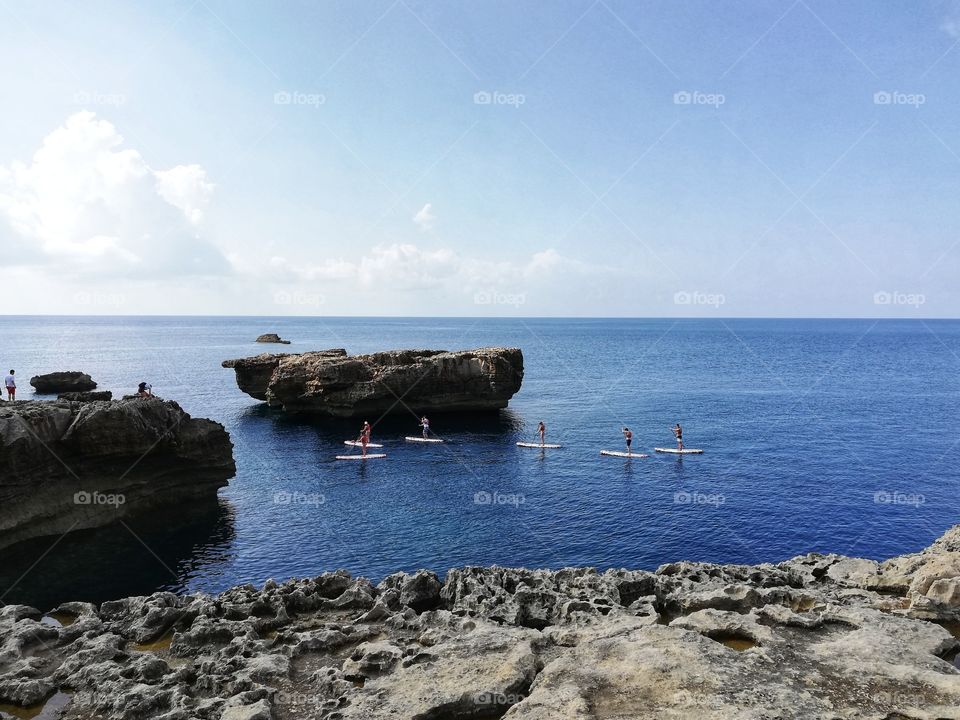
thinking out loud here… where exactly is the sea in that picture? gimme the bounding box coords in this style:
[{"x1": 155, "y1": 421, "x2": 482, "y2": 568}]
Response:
[{"x1": 1, "y1": 316, "x2": 958, "y2": 609}]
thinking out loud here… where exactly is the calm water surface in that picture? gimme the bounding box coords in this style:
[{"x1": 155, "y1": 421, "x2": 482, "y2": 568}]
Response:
[{"x1": 1, "y1": 316, "x2": 958, "y2": 608}]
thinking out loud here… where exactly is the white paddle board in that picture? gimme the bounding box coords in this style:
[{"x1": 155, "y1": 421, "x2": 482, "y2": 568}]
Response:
[
  {"x1": 405, "y1": 437, "x2": 444, "y2": 443},
  {"x1": 343, "y1": 440, "x2": 383, "y2": 448},
  {"x1": 600, "y1": 450, "x2": 649, "y2": 458},
  {"x1": 517, "y1": 442, "x2": 562, "y2": 449},
  {"x1": 654, "y1": 448, "x2": 703, "y2": 454},
  {"x1": 335, "y1": 454, "x2": 387, "y2": 460}
]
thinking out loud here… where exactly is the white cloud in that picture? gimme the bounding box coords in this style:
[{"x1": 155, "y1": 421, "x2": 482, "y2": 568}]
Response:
[
  {"x1": 413, "y1": 202, "x2": 435, "y2": 231},
  {"x1": 0, "y1": 112, "x2": 226, "y2": 276},
  {"x1": 155, "y1": 164, "x2": 215, "y2": 224},
  {"x1": 257, "y1": 242, "x2": 620, "y2": 301}
]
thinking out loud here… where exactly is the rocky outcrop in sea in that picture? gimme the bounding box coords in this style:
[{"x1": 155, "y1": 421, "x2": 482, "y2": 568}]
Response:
[
  {"x1": 0, "y1": 398, "x2": 236, "y2": 549},
  {"x1": 0, "y1": 526, "x2": 957, "y2": 719},
  {"x1": 255, "y1": 334, "x2": 291, "y2": 345},
  {"x1": 222, "y1": 347, "x2": 524, "y2": 417},
  {"x1": 29, "y1": 372, "x2": 98, "y2": 394}
]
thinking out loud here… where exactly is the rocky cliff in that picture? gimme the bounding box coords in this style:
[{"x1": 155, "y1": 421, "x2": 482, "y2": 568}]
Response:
[
  {"x1": 222, "y1": 347, "x2": 524, "y2": 417},
  {"x1": 0, "y1": 527, "x2": 958, "y2": 719},
  {"x1": 0, "y1": 398, "x2": 236, "y2": 549}
]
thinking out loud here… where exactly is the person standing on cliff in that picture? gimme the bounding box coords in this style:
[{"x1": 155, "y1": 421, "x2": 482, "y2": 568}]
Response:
[
  {"x1": 622, "y1": 427, "x2": 633, "y2": 454},
  {"x1": 537, "y1": 421, "x2": 546, "y2": 446},
  {"x1": 673, "y1": 423, "x2": 683, "y2": 451},
  {"x1": 420, "y1": 416, "x2": 430, "y2": 439},
  {"x1": 4, "y1": 370, "x2": 15, "y2": 401}
]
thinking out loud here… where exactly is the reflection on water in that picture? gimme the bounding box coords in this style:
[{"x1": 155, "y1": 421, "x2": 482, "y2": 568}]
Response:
[
  {"x1": 0, "y1": 692, "x2": 71, "y2": 720},
  {"x1": 0, "y1": 499, "x2": 235, "y2": 609}
]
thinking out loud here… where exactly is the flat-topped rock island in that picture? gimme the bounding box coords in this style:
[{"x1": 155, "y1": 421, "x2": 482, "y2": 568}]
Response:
[{"x1": 222, "y1": 347, "x2": 525, "y2": 417}]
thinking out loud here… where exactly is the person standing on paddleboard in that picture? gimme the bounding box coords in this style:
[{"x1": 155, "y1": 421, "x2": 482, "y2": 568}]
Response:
[
  {"x1": 537, "y1": 421, "x2": 546, "y2": 446},
  {"x1": 622, "y1": 427, "x2": 633, "y2": 454},
  {"x1": 420, "y1": 416, "x2": 430, "y2": 439},
  {"x1": 673, "y1": 423, "x2": 683, "y2": 451}
]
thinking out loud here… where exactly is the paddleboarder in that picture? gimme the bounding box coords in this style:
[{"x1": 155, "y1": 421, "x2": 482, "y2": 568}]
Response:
[
  {"x1": 420, "y1": 416, "x2": 430, "y2": 439},
  {"x1": 672, "y1": 423, "x2": 683, "y2": 451},
  {"x1": 622, "y1": 427, "x2": 633, "y2": 454},
  {"x1": 537, "y1": 421, "x2": 546, "y2": 446}
]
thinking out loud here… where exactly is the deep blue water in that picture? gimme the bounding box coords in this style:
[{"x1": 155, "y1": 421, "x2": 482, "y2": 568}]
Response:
[{"x1": 1, "y1": 316, "x2": 958, "y2": 609}]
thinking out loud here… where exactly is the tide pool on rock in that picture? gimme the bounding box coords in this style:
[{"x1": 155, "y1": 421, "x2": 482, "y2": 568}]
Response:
[{"x1": 0, "y1": 525, "x2": 958, "y2": 719}]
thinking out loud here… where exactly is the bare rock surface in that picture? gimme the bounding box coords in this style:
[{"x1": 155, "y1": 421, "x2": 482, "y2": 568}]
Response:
[
  {"x1": 0, "y1": 527, "x2": 958, "y2": 718},
  {"x1": 29, "y1": 372, "x2": 97, "y2": 394},
  {"x1": 255, "y1": 334, "x2": 291, "y2": 345},
  {"x1": 0, "y1": 398, "x2": 236, "y2": 549},
  {"x1": 222, "y1": 347, "x2": 524, "y2": 417}
]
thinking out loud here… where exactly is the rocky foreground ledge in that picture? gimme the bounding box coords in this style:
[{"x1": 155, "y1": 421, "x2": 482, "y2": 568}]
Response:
[
  {"x1": 222, "y1": 347, "x2": 525, "y2": 417},
  {"x1": 2, "y1": 528, "x2": 959, "y2": 719},
  {"x1": 0, "y1": 398, "x2": 236, "y2": 549}
]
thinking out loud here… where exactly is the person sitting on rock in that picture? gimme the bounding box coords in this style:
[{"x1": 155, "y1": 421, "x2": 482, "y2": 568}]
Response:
[
  {"x1": 137, "y1": 382, "x2": 153, "y2": 398},
  {"x1": 4, "y1": 370, "x2": 15, "y2": 401}
]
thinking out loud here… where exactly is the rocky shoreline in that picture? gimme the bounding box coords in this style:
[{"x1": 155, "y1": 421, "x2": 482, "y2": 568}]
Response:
[
  {"x1": 1, "y1": 526, "x2": 958, "y2": 719},
  {"x1": 0, "y1": 398, "x2": 236, "y2": 549},
  {"x1": 222, "y1": 347, "x2": 524, "y2": 417}
]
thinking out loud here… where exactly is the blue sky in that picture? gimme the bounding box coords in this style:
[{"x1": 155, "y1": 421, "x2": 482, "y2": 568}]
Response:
[{"x1": 1, "y1": 0, "x2": 959, "y2": 316}]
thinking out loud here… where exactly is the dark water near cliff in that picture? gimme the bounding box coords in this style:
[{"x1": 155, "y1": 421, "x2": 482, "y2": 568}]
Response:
[{"x1": 1, "y1": 316, "x2": 958, "y2": 609}]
